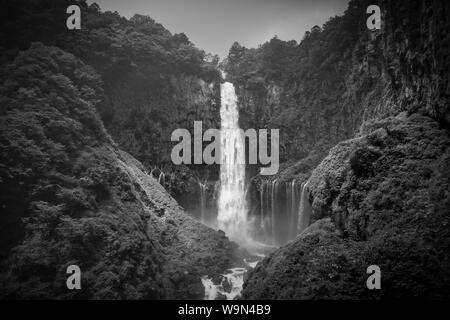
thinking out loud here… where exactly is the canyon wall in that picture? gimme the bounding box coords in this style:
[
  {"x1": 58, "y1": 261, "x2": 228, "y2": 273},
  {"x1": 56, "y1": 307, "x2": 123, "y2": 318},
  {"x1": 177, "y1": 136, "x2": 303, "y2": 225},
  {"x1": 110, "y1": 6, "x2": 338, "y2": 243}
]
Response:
[{"x1": 241, "y1": 0, "x2": 450, "y2": 298}]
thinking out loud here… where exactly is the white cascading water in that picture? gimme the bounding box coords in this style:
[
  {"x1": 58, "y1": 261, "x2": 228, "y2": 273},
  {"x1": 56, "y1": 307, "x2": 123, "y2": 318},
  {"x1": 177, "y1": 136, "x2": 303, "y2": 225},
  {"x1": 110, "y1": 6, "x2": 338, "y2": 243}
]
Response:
[
  {"x1": 199, "y1": 182, "x2": 207, "y2": 223},
  {"x1": 201, "y1": 267, "x2": 246, "y2": 300},
  {"x1": 271, "y1": 179, "x2": 278, "y2": 244},
  {"x1": 202, "y1": 82, "x2": 272, "y2": 300},
  {"x1": 201, "y1": 253, "x2": 264, "y2": 300},
  {"x1": 217, "y1": 82, "x2": 248, "y2": 243},
  {"x1": 158, "y1": 171, "x2": 165, "y2": 186},
  {"x1": 285, "y1": 180, "x2": 294, "y2": 239},
  {"x1": 298, "y1": 180, "x2": 312, "y2": 233},
  {"x1": 289, "y1": 180, "x2": 298, "y2": 239},
  {"x1": 260, "y1": 181, "x2": 265, "y2": 230}
]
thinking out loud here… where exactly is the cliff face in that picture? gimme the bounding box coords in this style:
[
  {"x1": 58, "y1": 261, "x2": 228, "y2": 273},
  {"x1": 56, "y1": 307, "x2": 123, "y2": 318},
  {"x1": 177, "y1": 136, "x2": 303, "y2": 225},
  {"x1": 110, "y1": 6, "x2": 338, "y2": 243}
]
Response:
[
  {"x1": 225, "y1": 0, "x2": 449, "y2": 163},
  {"x1": 380, "y1": 0, "x2": 450, "y2": 123},
  {"x1": 241, "y1": 0, "x2": 450, "y2": 299},
  {"x1": 0, "y1": 44, "x2": 237, "y2": 299}
]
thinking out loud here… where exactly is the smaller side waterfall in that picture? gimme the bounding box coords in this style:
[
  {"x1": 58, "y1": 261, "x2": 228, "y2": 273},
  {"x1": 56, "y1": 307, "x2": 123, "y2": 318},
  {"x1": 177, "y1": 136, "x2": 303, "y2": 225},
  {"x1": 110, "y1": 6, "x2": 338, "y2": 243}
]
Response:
[
  {"x1": 199, "y1": 182, "x2": 207, "y2": 223},
  {"x1": 260, "y1": 181, "x2": 266, "y2": 230},
  {"x1": 257, "y1": 180, "x2": 272, "y2": 241},
  {"x1": 287, "y1": 180, "x2": 299, "y2": 239},
  {"x1": 265, "y1": 180, "x2": 270, "y2": 232},
  {"x1": 271, "y1": 179, "x2": 278, "y2": 244},
  {"x1": 158, "y1": 171, "x2": 165, "y2": 187},
  {"x1": 286, "y1": 183, "x2": 290, "y2": 230},
  {"x1": 213, "y1": 180, "x2": 220, "y2": 200},
  {"x1": 298, "y1": 180, "x2": 312, "y2": 233},
  {"x1": 258, "y1": 179, "x2": 301, "y2": 245}
]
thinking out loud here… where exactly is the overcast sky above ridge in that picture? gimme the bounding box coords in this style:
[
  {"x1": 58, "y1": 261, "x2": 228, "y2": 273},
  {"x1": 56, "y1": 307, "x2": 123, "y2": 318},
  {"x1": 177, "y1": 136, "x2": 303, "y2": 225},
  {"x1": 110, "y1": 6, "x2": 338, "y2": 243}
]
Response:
[{"x1": 89, "y1": 0, "x2": 350, "y2": 59}]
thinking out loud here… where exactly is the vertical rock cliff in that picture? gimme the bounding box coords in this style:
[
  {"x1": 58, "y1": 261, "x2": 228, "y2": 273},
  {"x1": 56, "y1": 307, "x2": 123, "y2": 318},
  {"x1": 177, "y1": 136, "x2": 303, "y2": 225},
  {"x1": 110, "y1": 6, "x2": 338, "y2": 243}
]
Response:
[{"x1": 241, "y1": 0, "x2": 450, "y2": 299}]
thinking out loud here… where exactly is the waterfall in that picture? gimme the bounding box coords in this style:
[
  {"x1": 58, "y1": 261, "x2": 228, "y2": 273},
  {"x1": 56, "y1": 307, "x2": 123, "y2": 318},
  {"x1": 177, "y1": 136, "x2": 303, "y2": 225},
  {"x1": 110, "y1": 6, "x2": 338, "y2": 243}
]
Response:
[
  {"x1": 271, "y1": 179, "x2": 278, "y2": 244},
  {"x1": 217, "y1": 82, "x2": 248, "y2": 243},
  {"x1": 213, "y1": 180, "x2": 220, "y2": 200},
  {"x1": 298, "y1": 180, "x2": 312, "y2": 233},
  {"x1": 199, "y1": 182, "x2": 207, "y2": 223},
  {"x1": 158, "y1": 171, "x2": 165, "y2": 187},
  {"x1": 257, "y1": 179, "x2": 301, "y2": 244},
  {"x1": 285, "y1": 180, "x2": 293, "y2": 239},
  {"x1": 289, "y1": 180, "x2": 298, "y2": 239},
  {"x1": 265, "y1": 180, "x2": 270, "y2": 237},
  {"x1": 260, "y1": 181, "x2": 265, "y2": 230}
]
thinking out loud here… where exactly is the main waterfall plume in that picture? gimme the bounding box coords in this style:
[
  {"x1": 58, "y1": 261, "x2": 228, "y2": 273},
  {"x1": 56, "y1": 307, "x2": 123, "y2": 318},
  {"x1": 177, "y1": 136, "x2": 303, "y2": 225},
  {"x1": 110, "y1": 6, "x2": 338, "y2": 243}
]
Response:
[{"x1": 217, "y1": 82, "x2": 248, "y2": 243}]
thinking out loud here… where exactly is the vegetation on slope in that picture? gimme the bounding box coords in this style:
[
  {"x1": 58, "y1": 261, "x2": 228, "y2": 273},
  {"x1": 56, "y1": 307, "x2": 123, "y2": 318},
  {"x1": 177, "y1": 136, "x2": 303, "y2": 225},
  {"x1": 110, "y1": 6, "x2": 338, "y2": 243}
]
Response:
[
  {"x1": 243, "y1": 114, "x2": 450, "y2": 299},
  {"x1": 241, "y1": 0, "x2": 450, "y2": 298},
  {"x1": 0, "y1": 0, "x2": 223, "y2": 209},
  {"x1": 0, "y1": 43, "x2": 237, "y2": 299},
  {"x1": 224, "y1": 0, "x2": 449, "y2": 175}
]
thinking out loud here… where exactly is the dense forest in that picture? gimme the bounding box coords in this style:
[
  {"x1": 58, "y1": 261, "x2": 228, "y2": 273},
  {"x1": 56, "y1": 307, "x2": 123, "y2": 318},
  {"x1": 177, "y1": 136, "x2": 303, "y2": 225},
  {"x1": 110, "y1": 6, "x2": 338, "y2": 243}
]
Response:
[
  {"x1": 0, "y1": 0, "x2": 449, "y2": 299},
  {"x1": 1, "y1": 0, "x2": 222, "y2": 213},
  {"x1": 224, "y1": 0, "x2": 448, "y2": 164},
  {"x1": 0, "y1": 0, "x2": 237, "y2": 299}
]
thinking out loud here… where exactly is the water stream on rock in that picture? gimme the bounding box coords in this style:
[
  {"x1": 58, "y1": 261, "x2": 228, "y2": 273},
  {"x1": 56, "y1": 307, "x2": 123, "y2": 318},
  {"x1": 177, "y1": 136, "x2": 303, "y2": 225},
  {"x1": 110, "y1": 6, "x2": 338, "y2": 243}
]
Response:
[
  {"x1": 201, "y1": 267, "x2": 246, "y2": 300},
  {"x1": 201, "y1": 257, "x2": 263, "y2": 300},
  {"x1": 158, "y1": 171, "x2": 165, "y2": 186},
  {"x1": 270, "y1": 179, "x2": 278, "y2": 244},
  {"x1": 298, "y1": 180, "x2": 312, "y2": 233},
  {"x1": 287, "y1": 180, "x2": 298, "y2": 239},
  {"x1": 199, "y1": 182, "x2": 207, "y2": 223}
]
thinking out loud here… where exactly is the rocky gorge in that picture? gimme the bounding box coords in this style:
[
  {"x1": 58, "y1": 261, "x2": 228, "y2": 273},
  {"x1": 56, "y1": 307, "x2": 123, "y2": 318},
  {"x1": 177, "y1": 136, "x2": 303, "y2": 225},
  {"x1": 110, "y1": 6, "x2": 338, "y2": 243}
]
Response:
[{"x1": 0, "y1": 0, "x2": 449, "y2": 300}]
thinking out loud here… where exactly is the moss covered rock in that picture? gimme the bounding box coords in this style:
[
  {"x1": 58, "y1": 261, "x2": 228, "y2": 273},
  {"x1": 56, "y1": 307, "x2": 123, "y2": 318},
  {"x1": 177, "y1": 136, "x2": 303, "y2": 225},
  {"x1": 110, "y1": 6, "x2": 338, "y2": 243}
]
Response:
[{"x1": 242, "y1": 114, "x2": 450, "y2": 299}]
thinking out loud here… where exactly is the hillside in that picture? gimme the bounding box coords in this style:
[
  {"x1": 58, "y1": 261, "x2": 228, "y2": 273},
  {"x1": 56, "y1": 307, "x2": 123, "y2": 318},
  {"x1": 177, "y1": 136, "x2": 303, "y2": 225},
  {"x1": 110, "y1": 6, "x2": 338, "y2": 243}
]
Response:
[
  {"x1": 0, "y1": 43, "x2": 237, "y2": 299},
  {"x1": 242, "y1": 114, "x2": 450, "y2": 298},
  {"x1": 0, "y1": 0, "x2": 222, "y2": 214}
]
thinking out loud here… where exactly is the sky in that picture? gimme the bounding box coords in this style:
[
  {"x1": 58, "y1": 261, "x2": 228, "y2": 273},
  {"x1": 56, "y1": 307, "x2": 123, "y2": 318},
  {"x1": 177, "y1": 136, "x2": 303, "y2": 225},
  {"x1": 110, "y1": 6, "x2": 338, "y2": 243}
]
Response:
[{"x1": 89, "y1": 0, "x2": 350, "y2": 59}]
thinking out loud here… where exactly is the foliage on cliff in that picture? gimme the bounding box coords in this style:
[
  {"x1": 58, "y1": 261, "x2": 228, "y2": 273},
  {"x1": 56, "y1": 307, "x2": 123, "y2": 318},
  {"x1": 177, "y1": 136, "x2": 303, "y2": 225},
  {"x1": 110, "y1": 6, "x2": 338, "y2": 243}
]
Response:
[
  {"x1": 241, "y1": 0, "x2": 450, "y2": 298},
  {"x1": 224, "y1": 0, "x2": 449, "y2": 165},
  {"x1": 0, "y1": 0, "x2": 222, "y2": 205},
  {"x1": 0, "y1": 43, "x2": 237, "y2": 299},
  {"x1": 243, "y1": 114, "x2": 450, "y2": 299}
]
